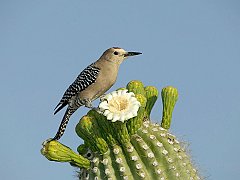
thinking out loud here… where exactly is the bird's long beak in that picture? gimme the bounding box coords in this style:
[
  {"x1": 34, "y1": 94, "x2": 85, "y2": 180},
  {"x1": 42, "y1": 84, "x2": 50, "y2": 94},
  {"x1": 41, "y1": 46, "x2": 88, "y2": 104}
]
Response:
[{"x1": 124, "y1": 51, "x2": 142, "y2": 57}]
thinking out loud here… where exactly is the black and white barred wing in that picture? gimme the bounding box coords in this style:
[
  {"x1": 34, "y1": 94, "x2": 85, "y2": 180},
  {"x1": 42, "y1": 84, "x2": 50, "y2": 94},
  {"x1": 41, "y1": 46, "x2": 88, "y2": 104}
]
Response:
[{"x1": 54, "y1": 63, "x2": 100, "y2": 114}]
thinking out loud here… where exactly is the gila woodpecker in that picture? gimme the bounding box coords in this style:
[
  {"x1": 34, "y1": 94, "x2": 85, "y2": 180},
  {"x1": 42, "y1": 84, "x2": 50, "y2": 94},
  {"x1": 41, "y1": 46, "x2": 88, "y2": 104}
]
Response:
[{"x1": 53, "y1": 47, "x2": 142, "y2": 140}]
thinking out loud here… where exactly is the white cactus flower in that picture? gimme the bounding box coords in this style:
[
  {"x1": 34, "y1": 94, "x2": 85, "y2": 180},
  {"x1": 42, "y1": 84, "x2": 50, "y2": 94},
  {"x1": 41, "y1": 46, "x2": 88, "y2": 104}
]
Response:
[{"x1": 98, "y1": 89, "x2": 141, "y2": 122}]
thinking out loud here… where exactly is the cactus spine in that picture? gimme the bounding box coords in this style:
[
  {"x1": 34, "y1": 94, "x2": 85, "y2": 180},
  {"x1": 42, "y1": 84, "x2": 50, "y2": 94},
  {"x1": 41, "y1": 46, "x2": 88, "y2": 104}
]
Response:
[{"x1": 41, "y1": 80, "x2": 201, "y2": 180}]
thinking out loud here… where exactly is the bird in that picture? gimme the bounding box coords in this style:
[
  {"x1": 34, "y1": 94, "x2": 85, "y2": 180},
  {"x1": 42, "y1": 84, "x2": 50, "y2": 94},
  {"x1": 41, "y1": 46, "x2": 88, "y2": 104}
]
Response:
[{"x1": 52, "y1": 47, "x2": 142, "y2": 140}]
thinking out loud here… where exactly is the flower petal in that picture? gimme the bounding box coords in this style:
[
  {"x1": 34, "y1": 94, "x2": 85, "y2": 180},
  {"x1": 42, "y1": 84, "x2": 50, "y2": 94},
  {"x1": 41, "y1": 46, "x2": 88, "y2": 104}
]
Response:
[
  {"x1": 117, "y1": 90, "x2": 123, "y2": 96},
  {"x1": 111, "y1": 91, "x2": 118, "y2": 97},
  {"x1": 103, "y1": 110, "x2": 110, "y2": 116},
  {"x1": 104, "y1": 94, "x2": 113, "y2": 101},
  {"x1": 132, "y1": 104, "x2": 140, "y2": 112},
  {"x1": 125, "y1": 112, "x2": 134, "y2": 120},
  {"x1": 121, "y1": 89, "x2": 128, "y2": 95},
  {"x1": 99, "y1": 101, "x2": 109, "y2": 110},
  {"x1": 132, "y1": 111, "x2": 138, "y2": 117},
  {"x1": 107, "y1": 112, "x2": 113, "y2": 120},
  {"x1": 127, "y1": 92, "x2": 135, "y2": 97},
  {"x1": 98, "y1": 89, "x2": 140, "y2": 122},
  {"x1": 112, "y1": 114, "x2": 120, "y2": 122},
  {"x1": 119, "y1": 115, "x2": 126, "y2": 122}
]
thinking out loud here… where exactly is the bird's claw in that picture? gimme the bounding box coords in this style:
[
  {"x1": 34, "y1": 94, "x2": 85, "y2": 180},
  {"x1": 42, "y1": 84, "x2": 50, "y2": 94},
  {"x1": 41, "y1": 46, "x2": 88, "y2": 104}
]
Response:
[
  {"x1": 99, "y1": 94, "x2": 107, "y2": 101},
  {"x1": 81, "y1": 99, "x2": 93, "y2": 108},
  {"x1": 85, "y1": 103, "x2": 93, "y2": 109}
]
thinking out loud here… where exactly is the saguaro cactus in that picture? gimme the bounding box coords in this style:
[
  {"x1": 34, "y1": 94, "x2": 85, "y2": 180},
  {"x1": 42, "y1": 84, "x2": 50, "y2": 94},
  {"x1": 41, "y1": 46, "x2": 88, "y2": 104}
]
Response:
[{"x1": 41, "y1": 80, "x2": 201, "y2": 180}]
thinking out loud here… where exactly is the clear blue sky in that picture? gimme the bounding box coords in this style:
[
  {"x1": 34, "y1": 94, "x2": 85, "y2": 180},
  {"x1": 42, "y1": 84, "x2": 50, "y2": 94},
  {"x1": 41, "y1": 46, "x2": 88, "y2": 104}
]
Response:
[{"x1": 1, "y1": 0, "x2": 239, "y2": 179}]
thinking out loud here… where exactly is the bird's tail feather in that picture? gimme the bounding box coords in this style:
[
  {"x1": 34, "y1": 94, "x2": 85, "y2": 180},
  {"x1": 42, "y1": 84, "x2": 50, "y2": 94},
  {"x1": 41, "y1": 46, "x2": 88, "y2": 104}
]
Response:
[
  {"x1": 54, "y1": 102, "x2": 68, "y2": 115},
  {"x1": 52, "y1": 107, "x2": 77, "y2": 140}
]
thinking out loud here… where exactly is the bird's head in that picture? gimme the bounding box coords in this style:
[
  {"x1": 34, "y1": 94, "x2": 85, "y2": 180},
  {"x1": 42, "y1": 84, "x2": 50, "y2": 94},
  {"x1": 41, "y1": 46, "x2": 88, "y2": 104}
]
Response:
[{"x1": 101, "y1": 47, "x2": 142, "y2": 65}]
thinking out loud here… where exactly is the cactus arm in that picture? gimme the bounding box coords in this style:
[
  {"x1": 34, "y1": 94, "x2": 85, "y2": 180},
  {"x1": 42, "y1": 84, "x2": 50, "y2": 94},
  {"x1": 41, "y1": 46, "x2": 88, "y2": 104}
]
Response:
[
  {"x1": 75, "y1": 115, "x2": 108, "y2": 154},
  {"x1": 127, "y1": 80, "x2": 146, "y2": 97},
  {"x1": 88, "y1": 110, "x2": 117, "y2": 145},
  {"x1": 126, "y1": 94, "x2": 147, "y2": 135},
  {"x1": 161, "y1": 86, "x2": 178, "y2": 129},
  {"x1": 144, "y1": 86, "x2": 159, "y2": 119},
  {"x1": 112, "y1": 121, "x2": 131, "y2": 144},
  {"x1": 41, "y1": 140, "x2": 90, "y2": 169}
]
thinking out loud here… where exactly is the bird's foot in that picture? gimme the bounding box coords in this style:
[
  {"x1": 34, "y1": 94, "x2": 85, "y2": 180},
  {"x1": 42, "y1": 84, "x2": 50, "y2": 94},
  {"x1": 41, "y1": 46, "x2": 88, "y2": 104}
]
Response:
[
  {"x1": 99, "y1": 94, "x2": 107, "y2": 101},
  {"x1": 81, "y1": 99, "x2": 93, "y2": 108}
]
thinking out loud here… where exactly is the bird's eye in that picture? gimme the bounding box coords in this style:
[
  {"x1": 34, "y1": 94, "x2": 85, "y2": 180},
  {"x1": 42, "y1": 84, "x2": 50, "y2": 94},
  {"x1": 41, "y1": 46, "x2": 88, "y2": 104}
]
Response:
[{"x1": 113, "y1": 51, "x2": 119, "y2": 55}]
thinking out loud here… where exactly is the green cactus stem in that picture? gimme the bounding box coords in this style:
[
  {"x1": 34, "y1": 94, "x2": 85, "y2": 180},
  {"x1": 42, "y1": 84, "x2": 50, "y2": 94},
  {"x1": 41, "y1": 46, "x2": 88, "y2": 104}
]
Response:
[
  {"x1": 126, "y1": 80, "x2": 146, "y2": 96},
  {"x1": 144, "y1": 86, "x2": 159, "y2": 119},
  {"x1": 161, "y1": 86, "x2": 178, "y2": 129},
  {"x1": 41, "y1": 139, "x2": 90, "y2": 169},
  {"x1": 75, "y1": 115, "x2": 109, "y2": 154},
  {"x1": 41, "y1": 80, "x2": 201, "y2": 180},
  {"x1": 126, "y1": 93, "x2": 147, "y2": 135}
]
